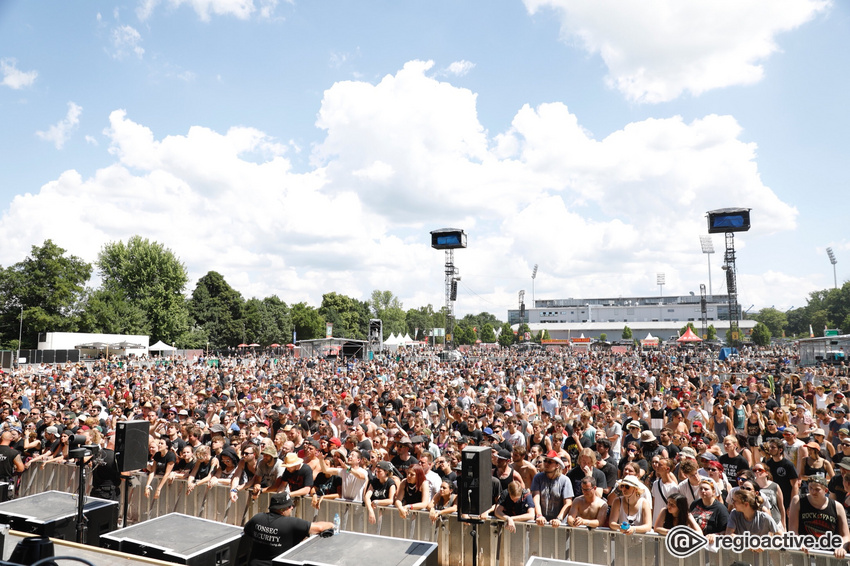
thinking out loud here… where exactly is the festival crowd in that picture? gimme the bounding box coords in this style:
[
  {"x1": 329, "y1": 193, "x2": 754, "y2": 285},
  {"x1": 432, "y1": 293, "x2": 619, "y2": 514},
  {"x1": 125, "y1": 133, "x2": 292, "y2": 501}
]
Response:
[{"x1": 1, "y1": 344, "x2": 849, "y2": 556}]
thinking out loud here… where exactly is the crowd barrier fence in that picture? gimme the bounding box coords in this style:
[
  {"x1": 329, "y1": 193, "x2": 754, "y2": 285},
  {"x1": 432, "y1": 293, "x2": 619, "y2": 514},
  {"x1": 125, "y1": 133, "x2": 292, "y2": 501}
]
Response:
[{"x1": 17, "y1": 463, "x2": 841, "y2": 566}]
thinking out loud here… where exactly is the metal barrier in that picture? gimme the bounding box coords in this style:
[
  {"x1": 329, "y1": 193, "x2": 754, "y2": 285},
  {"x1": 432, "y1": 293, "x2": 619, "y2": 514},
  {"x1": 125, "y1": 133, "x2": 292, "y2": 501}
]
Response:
[{"x1": 18, "y1": 463, "x2": 845, "y2": 566}]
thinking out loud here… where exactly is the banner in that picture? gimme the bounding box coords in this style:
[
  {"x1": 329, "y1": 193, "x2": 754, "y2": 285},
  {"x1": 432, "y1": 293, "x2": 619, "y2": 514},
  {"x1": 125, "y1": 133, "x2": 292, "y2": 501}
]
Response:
[{"x1": 326, "y1": 323, "x2": 333, "y2": 338}]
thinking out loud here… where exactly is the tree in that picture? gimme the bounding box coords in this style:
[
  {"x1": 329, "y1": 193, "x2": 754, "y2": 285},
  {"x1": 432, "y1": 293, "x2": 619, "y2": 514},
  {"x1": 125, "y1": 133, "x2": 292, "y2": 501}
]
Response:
[
  {"x1": 370, "y1": 290, "x2": 405, "y2": 337},
  {"x1": 291, "y1": 302, "x2": 325, "y2": 341},
  {"x1": 498, "y1": 323, "x2": 515, "y2": 347},
  {"x1": 706, "y1": 325, "x2": 717, "y2": 341},
  {"x1": 751, "y1": 322, "x2": 772, "y2": 347},
  {"x1": 0, "y1": 240, "x2": 92, "y2": 348},
  {"x1": 80, "y1": 288, "x2": 149, "y2": 336},
  {"x1": 752, "y1": 307, "x2": 788, "y2": 339},
  {"x1": 97, "y1": 236, "x2": 189, "y2": 343},
  {"x1": 188, "y1": 271, "x2": 244, "y2": 348},
  {"x1": 622, "y1": 325, "x2": 633, "y2": 340},
  {"x1": 454, "y1": 325, "x2": 476, "y2": 346},
  {"x1": 479, "y1": 323, "x2": 497, "y2": 343},
  {"x1": 406, "y1": 304, "x2": 439, "y2": 341},
  {"x1": 319, "y1": 292, "x2": 369, "y2": 339},
  {"x1": 599, "y1": 333, "x2": 607, "y2": 342}
]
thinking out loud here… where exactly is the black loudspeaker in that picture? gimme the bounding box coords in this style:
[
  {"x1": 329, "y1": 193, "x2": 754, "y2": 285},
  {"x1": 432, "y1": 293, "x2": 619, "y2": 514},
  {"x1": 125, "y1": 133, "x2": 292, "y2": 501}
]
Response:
[
  {"x1": 42, "y1": 350, "x2": 54, "y2": 364},
  {"x1": 459, "y1": 446, "x2": 492, "y2": 516},
  {"x1": 55, "y1": 349, "x2": 67, "y2": 363},
  {"x1": 115, "y1": 420, "x2": 150, "y2": 472}
]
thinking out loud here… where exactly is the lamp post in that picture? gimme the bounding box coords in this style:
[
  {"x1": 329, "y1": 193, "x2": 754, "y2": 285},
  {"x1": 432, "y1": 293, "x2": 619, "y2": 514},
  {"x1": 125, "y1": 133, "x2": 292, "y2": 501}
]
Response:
[
  {"x1": 531, "y1": 264, "x2": 538, "y2": 308},
  {"x1": 657, "y1": 273, "x2": 665, "y2": 322},
  {"x1": 700, "y1": 235, "x2": 715, "y2": 297},
  {"x1": 827, "y1": 247, "x2": 838, "y2": 289}
]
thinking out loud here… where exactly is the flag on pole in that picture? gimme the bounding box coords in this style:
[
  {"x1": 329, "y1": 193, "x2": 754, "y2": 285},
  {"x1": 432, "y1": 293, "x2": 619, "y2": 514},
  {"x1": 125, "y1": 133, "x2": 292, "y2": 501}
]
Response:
[{"x1": 809, "y1": 325, "x2": 815, "y2": 338}]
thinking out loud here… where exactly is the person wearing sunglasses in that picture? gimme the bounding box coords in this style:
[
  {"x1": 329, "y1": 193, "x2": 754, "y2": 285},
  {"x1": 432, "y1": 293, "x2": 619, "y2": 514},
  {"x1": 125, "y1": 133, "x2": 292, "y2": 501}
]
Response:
[{"x1": 752, "y1": 464, "x2": 785, "y2": 528}]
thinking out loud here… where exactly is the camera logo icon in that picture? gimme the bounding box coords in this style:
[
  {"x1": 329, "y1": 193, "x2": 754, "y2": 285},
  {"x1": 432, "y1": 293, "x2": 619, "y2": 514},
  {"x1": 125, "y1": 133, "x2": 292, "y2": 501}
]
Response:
[{"x1": 665, "y1": 525, "x2": 708, "y2": 558}]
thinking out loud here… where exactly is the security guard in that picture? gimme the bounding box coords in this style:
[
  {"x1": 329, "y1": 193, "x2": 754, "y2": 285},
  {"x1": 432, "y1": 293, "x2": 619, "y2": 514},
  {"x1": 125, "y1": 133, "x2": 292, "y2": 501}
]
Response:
[{"x1": 242, "y1": 493, "x2": 334, "y2": 566}]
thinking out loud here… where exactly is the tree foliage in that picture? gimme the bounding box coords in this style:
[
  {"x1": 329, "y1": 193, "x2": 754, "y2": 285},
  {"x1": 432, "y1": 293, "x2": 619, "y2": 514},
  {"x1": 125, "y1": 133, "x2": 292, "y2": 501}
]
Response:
[
  {"x1": 622, "y1": 325, "x2": 633, "y2": 340},
  {"x1": 370, "y1": 290, "x2": 405, "y2": 337},
  {"x1": 0, "y1": 240, "x2": 92, "y2": 348},
  {"x1": 752, "y1": 307, "x2": 788, "y2": 339},
  {"x1": 188, "y1": 271, "x2": 245, "y2": 348},
  {"x1": 751, "y1": 322, "x2": 772, "y2": 347},
  {"x1": 291, "y1": 302, "x2": 325, "y2": 341},
  {"x1": 498, "y1": 323, "x2": 515, "y2": 347},
  {"x1": 479, "y1": 323, "x2": 497, "y2": 343},
  {"x1": 319, "y1": 292, "x2": 369, "y2": 339},
  {"x1": 97, "y1": 236, "x2": 189, "y2": 343}
]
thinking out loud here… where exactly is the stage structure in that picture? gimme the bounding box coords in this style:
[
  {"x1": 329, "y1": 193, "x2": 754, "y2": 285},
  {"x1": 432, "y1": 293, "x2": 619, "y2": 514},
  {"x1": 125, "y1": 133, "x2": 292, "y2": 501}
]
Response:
[
  {"x1": 707, "y1": 207, "x2": 751, "y2": 348},
  {"x1": 430, "y1": 228, "x2": 467, "y2": 350}
]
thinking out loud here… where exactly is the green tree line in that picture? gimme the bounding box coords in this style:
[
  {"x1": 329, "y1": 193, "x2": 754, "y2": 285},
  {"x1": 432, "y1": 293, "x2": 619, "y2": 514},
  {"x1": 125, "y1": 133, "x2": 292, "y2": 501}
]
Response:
[{"x1": 0, "y1": 238, "x2": 512, "y2": 350}]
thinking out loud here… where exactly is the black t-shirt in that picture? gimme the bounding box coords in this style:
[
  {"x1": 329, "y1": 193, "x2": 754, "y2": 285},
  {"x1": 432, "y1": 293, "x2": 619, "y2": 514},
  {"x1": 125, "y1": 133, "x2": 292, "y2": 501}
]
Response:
[
  {"x1": 243, "y1": 512, "x2": 311, "y2": 566},
  {"x1": 497, "y1": 488, "x2": 534, "y2": 517},
  {"x1": 566, "y1": 467, "x2": 607, "y2": 497},
  {"x1": 764, "y1": 457, "x2": 798, "y2": 509},
  {"x1": 281, "y1": 464, "x2": 314, "y2": 493},
  {"x1": 689, "y1": 498, "x2": 729, "y2": 535},
  {"x1": 368, "y1": 476, "x2": 394, "y2": 501},
  {"x1": 718, "y1": 453, "x2": 749, "y2": 483},
  {"x1": 153, "y1": 450, "x2": 177, "y2": 475},
  {"x1": 391, "y1": 454, "x2": 419, "y2": 475},
  {"x1": 0, "y1": 445, "x2": 20, "y2": 479},
  {"x1": 312, "y1": 472, "x2": 341, "y2": 497}
]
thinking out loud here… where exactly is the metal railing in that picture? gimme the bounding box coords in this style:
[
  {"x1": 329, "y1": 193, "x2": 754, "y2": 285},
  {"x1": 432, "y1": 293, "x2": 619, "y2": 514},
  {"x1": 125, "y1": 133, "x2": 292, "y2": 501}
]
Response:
[{"x1": 17, "y1": 463, "x2": 843, "y2": 566}]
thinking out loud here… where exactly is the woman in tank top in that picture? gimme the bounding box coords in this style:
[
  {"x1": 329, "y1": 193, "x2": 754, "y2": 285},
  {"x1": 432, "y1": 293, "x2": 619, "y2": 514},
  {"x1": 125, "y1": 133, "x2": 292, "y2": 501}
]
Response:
[{"x1": 608, "y1": 476, "x2": 652, "y2": 535}]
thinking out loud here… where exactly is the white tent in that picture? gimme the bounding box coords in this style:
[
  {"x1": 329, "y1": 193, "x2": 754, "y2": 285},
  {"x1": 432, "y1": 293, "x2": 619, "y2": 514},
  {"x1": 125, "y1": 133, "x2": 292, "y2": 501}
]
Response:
[
  {"x1": 150, "y1": 340, "x2": 176, "y2": 351},
  {"x1": 383, "y1": 333, "x2": 403, "y2": 346},
  {"x1": 401, "y1": 333, "x2": 414, "y2": 344}
]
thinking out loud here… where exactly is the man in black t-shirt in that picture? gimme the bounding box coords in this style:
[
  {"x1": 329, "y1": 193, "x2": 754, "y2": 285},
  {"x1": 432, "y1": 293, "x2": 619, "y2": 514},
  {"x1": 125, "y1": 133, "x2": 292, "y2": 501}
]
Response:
[
  {"x1": 763, "y1": 438, "x2": 799, "y2": 510},
  {"x1": 243, "y1": 493, "x2": 334, "y2": 566}
]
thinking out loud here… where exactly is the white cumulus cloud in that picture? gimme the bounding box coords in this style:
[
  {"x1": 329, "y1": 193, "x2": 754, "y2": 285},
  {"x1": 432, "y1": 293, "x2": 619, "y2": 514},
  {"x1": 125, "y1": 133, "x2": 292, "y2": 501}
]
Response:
[
  {"x1": 1, "y1": 58, "x2": 38, "y2": 89},
  {"x1": 447, "y1": 60, "x2": 475, "y2": 76},
  {"x1": 524, "y1": 0, "x2": 831, "y2": 103},
  {"x1": 0, "y1": 62, "x2": 800, "y2": 312},
  {"x1": 36, "y1": 102, "x2": 83, "y2": 149}
]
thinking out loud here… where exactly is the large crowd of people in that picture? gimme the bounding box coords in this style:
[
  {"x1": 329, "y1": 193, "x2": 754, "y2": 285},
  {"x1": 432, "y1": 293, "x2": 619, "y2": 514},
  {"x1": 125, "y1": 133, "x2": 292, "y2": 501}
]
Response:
[{"x1": 1, "y1": 343, "x2": 850, "y2": 556}]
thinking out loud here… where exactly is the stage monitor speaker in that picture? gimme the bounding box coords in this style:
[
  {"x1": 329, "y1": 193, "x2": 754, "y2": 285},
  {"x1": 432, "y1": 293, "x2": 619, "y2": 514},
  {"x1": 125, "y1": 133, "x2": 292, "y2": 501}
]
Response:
[
  {"x1": 115, "y1": 420, "x2": 150, "y2": 472},
  {"x1": 459, "y1": 446, "x2": 492, "y2": 516}
]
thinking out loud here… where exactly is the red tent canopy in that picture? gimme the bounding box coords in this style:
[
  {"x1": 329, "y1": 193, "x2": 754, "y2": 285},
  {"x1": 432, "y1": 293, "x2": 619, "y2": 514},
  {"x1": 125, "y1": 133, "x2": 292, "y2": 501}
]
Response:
[{"x1": 677, "y1": 327, "x2": 703, "y2": 342}]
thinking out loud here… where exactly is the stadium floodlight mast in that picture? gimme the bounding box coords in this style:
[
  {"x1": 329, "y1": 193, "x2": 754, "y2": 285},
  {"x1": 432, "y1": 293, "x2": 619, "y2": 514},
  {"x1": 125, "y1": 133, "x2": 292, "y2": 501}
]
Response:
[
  {"x1": 531, "y1": 264, "x2": 538, "y2": 307},
  {"x1": 827, "y1": 247, "x2": 838, "y2": 289},
  {"x1": 699, "y1": 235, "x2": 715, "y2": 297}
]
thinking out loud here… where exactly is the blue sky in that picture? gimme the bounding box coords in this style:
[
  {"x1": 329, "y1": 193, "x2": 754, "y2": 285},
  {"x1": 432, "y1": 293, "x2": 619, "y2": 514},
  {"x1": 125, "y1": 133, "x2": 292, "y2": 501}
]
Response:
[{"x1": 0, "y1": 0, "x2": 847, "y2": 318}]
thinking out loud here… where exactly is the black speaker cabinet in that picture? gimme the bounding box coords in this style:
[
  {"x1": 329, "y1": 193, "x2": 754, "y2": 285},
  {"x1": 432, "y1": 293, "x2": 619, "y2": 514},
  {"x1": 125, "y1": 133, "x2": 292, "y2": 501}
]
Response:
[
  {"x1": 102, "y1": 513, "x2": 244, "y2": 566},
  {"x1": 115, "y1": 420, "x2": 150, "y2": 472},
  {"x1": 0, "y1": 491, "x2": 118, "y2": 546},
  {"x1": 459, "y1": 446, "x2": 492, "y2": 516}
]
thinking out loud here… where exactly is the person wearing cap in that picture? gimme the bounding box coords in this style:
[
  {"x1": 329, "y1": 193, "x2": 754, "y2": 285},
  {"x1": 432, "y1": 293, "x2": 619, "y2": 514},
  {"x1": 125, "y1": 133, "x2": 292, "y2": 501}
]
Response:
[
  {"x1": 608, "y1": 475, "x2": 652, "y2": 534},
  {"x1": 242, "y1": 492, "x2": 335, "y2": 566},
  {"x1": 242, "y1": 443, "x2": 286, "y2": 500},
  {"x1": 789, "y1": 475, "x2": 850, "y2": 556},
  {"x1": 493, "y1": 448, "x2": 523, "y2": 493},
  {"x1": 364, "y1": 460, "x2": 397, "y2": 524},
  {"x1": 531, "y1": 450, "x2": 574, "y2": 527}
]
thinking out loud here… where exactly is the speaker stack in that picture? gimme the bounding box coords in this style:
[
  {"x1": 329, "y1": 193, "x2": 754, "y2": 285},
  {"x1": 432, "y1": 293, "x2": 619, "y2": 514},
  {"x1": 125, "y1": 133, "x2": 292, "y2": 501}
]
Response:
[
  {"x1": 459, "y1": 446, "x2": 492, "y2": 517},
  {"x1": 115, "y1": 420, "x2": 150, "y2": 472}
]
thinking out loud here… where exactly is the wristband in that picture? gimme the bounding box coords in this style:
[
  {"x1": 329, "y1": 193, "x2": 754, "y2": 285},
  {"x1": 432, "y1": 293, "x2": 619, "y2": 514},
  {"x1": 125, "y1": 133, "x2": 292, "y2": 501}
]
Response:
[{"x1": 231, "y1": 488, "x2": 238, "y2": 493}]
